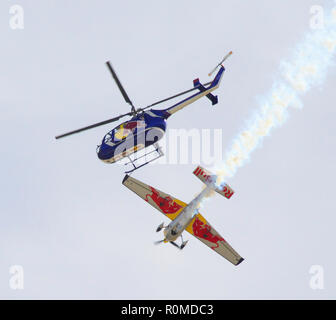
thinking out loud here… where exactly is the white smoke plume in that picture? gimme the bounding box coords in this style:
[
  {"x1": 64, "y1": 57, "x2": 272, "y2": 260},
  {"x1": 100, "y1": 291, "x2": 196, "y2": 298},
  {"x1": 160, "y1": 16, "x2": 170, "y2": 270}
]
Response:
[{"x1": 197, "y1": 8, "x2": 336, "y2": 207}]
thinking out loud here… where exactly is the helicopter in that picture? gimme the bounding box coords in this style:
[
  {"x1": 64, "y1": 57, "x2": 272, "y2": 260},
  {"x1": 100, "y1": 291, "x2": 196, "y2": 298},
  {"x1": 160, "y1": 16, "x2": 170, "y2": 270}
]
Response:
[{"x1": 55, "y1": 51, "x2": 233, "y2": 173}]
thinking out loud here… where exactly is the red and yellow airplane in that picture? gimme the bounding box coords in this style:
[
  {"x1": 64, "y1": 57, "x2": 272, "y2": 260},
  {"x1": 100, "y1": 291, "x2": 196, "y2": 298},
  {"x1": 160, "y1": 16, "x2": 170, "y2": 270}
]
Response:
[{"x1": 122, "y1": 165, "x2": 244, "y2": 266}]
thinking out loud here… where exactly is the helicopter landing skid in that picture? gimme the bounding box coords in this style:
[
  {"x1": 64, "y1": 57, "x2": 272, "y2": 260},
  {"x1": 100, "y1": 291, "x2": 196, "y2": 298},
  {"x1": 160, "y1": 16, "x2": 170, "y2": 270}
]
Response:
[{"x1": 124, "y1": 143, "x2": 164, "y2": 174}]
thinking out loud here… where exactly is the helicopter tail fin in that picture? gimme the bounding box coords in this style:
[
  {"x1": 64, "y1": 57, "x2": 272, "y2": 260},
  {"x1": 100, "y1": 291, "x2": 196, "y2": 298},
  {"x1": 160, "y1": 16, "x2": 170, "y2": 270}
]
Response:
[
  {"x1": 163, "y1": 66, "x2": 225, "y2": 116},
  {"x1": 193, "y1": 78, "x2": 218, "y2": 105}
]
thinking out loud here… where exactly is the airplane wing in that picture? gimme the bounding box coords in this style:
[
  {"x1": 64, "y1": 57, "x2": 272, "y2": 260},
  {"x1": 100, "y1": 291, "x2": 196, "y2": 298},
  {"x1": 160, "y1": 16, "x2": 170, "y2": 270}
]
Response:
[
  {"x1": 185, "y1": 214, "x2": 243, "y2": 265},
  {"x1": 122, "y1": 175, "x2": 244, "y2": 265},
  {"x1": 122, "y1": 175, "x2": 187, "y2": 220}
]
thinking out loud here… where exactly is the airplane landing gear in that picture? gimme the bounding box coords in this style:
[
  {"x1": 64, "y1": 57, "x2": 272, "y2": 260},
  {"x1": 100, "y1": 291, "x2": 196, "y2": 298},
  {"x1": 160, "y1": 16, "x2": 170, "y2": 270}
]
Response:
[
  {"x1": 180, "y1": 235, "x2": 188, "y2": 250},
  {"x1": 156, "y1": 222, "x2": 165, "y2": 232},
  {"x1": 180, "y1": 240, "x2": 188, "y2": 250}
]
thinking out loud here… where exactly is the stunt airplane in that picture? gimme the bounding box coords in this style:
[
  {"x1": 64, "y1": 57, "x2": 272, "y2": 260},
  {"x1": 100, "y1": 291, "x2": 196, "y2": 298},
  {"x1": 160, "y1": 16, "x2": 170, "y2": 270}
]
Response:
[
  {"x1": 122, "y1": 165, "x2": 244, "y2": 265},
  {"x1": 55, "y1": 52, "x2": 233, "y2": 173}
]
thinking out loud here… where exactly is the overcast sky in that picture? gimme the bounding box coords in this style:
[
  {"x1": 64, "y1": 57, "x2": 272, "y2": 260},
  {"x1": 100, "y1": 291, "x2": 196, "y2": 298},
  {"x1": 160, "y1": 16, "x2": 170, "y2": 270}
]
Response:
[{"x1": 1, "y1": 0, "x2": 336, "y2": 299}]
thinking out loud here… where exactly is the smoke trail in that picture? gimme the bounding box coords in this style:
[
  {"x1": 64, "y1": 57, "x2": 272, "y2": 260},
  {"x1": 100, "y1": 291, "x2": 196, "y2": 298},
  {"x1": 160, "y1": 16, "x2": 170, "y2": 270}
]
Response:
[{"x1": 197, "y1": 8, "x2": 336, "y2": 207}]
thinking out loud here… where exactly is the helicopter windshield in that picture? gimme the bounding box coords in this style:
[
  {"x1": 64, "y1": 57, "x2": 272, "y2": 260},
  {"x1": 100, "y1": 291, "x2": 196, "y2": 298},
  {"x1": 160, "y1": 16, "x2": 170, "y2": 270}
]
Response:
[{"x1": 104, "y1": 133, "x2": 112, "y2": 143}]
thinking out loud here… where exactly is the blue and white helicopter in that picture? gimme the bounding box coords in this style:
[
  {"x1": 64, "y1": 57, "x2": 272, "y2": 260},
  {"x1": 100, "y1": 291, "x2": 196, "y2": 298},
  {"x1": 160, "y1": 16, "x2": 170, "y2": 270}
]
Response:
[{"x1": 55, "y1": 52, "x2": 232, "y2": 173}]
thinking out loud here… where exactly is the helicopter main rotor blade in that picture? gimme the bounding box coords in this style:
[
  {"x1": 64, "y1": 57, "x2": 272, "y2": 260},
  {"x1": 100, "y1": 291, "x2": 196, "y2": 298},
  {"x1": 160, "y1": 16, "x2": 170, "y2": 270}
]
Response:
[
  {"x1": 55, "y1": 112, "x2": 132, "y2": 139},
  {"x1": 143, "y1": 81, "x2": 212, "y2": 110},
  {"x1": 56, "y1": 74, "x2": 214, "y2": 139},
  {"x1": 106, "y1": 61, "x2": 136, "y2": 113}
]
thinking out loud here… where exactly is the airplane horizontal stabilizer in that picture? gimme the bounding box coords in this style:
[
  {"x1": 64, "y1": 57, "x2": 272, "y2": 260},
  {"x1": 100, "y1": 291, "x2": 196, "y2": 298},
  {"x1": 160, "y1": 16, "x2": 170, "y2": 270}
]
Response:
[{"x1": 193, "y1": 165, "x2": 234, "y2": 199}]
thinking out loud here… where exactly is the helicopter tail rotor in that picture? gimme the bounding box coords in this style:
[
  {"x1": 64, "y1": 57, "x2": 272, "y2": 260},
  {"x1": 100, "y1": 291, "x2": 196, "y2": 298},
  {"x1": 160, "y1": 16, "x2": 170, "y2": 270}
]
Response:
[{"x1": 208, "y1": 51, "x2": 233, "y2": 77}]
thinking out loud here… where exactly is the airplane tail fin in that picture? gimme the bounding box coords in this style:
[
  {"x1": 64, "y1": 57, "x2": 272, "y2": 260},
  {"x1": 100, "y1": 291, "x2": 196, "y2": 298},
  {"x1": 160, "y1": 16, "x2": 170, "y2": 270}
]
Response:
[{"x1": 193, "y1": 165, "x2": 234, "y2": 199}]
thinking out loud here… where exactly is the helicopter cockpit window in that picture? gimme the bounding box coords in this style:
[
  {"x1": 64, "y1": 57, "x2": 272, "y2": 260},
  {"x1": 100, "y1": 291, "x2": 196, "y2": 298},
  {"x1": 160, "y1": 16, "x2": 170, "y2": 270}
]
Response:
[{"x1": 104, "y1": 133, "x2": 112, "y2": 143}]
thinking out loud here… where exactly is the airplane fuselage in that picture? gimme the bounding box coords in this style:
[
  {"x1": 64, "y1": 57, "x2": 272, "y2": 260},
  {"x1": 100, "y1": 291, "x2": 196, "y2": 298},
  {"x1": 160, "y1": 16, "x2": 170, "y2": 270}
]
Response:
[
  {"x1": 163, "y1": 209, "x2": 194, "y2": 242},
  {"x1": 163, "y1": 191, "x2": 204, "y2": 242}
]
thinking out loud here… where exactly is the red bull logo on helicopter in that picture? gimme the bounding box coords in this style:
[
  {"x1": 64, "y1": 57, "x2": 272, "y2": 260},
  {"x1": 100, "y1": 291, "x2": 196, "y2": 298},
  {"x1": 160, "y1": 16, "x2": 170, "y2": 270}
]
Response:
[{"x1": 113, "y1": 120, "x2": 146, "y2": 142}]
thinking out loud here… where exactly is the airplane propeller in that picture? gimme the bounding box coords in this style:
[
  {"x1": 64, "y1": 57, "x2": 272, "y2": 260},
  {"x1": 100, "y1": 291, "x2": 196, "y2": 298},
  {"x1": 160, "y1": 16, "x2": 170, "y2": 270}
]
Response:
[
  {"x1": 154, "y1": 240, "x2": 165, "y2": 245},
  {"x1": 154, "y1": 239, "x2": 181, "y2": 249}
]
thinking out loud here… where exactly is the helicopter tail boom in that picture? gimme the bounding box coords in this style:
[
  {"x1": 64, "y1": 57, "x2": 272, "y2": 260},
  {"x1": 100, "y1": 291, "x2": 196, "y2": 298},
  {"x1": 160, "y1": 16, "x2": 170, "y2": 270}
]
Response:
[
  {"x1": 193, "y1": 78, "x2": 218, "y2": 106},
  {"x1": 163, "y1": 65, "x2": 225, "y2": 116}
]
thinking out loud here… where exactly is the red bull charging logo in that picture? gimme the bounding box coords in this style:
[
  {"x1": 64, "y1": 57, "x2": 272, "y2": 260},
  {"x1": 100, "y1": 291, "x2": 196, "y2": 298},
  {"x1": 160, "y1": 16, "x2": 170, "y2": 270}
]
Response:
[
  {"x1": 145, "y1": 187, "x2": 182, "y2": 215},
  {"x1": 192, "y1": 216, "x2": 225, "y2": 249}
]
